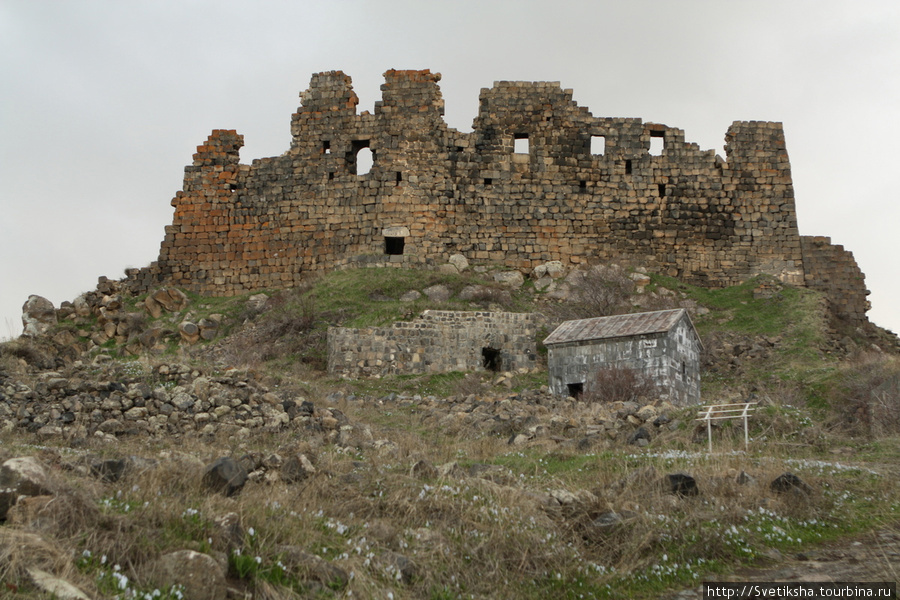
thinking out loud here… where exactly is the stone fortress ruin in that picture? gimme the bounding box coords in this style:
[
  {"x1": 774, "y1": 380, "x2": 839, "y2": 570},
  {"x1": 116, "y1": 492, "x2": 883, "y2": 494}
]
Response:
[{"x1": 128, "y1": 69, "x2": 869, "y2": 325}]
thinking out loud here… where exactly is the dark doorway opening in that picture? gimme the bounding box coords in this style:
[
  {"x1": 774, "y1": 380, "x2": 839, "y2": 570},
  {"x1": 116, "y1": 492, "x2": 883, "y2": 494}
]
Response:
[
  {"x1": 567, "y1": 382, "x2": 584, "y2": 400},
  {"x1": 385, "y1": 236, "x2": 405, "y2": 255},
  {"x1": 482, "y1": 347, "x2": 502, "y2": 372}
]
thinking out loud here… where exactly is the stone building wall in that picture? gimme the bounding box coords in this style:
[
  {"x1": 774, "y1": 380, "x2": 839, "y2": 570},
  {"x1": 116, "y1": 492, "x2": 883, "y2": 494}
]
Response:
[
  {"x1": 128, "y1": 69, "x2": 869, "y2": 324},
  {"x1": 327, "y1": 311, "x2": 540, "y2": 379},
  {"x1": 546, "y1": 316, "x2": 701, "y2": 405},
  {"x1": 800, "y1": 236, "x2": 870, "y2": 324}
]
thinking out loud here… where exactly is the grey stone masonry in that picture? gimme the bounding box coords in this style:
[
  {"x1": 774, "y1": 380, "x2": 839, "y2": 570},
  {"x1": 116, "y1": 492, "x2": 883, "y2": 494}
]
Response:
[
  {"x1": 544, "y1": 309, "x2": 701, "y2": 405},
  {"x1": 328, "y1": 311, "x2": 541, "y2": 378},
  {"x1": 126, "y1": 69, "x2": 870, "y2": 326}
]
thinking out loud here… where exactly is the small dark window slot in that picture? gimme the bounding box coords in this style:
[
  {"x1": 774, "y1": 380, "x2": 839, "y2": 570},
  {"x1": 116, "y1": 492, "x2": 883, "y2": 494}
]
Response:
[
  {"x1": 395, "y1": 172, "x2": 402, "y2": 185},
  {"x1": 567, "y1": 382, "x2": 584, "y2": 400},
  {"x1": 328, "y1": 172, "x2": 334, "y2": 181},
  {"x1": 579, "y1": 180, "x2": 587, "y2": 190},
  {"x1": 484, "y1": 178, "x2": 492, "y2": 186},
  {"x1": 322, "y1": 141, "x2": 331, "y2": 154},
  {"x1": 658, "y1": 183, "x2": 666, "y2": 197},
  {"x1": 482, "y1": 347, "x2": 502, "y2": 372},
  {"x1": 385, "y1": 236, "x2": 405, "y2": 255},
  {"x1": 625, "y1": 159, "x2": 632, "y2": 175}
]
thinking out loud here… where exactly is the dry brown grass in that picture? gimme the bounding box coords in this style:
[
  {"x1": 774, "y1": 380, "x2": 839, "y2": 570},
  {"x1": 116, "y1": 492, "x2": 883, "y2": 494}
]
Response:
[{"x1": 1, "y1": 364, "x2": 899, "y2": 598}]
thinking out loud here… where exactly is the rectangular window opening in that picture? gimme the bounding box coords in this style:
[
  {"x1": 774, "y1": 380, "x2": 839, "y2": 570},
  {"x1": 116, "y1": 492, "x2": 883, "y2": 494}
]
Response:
[
  {"x1": 322, "y1": 141, "x2": 331, "y2": 154},
  {"x1": 579, "y1": 180, "x2": 587, "y2": 190},
  {"x1": 514, "y1": 133, "x2": 529, "y2": 154},
  {"x1": 483, "y1": 178, "x2": 493, "y2": 186},
  {"x1": 658, "y1": 183, "x2": 666, "y2": 197},
  {"x1": 384, "y1": 236, "x2": 405, "y2": 255},
  {"x1": 591, "y1": 135, "x2": 606, "y2": 155},
  {"x1": 567, "y1": 382, "x2": 584, "y2": 400},
  {"x1": 625, "y1": 159, "x2": 632, "y2": 175},
  {"x1": 395, "y1": 172, "x2": 402, "y2": 186},
  {"x1": 649, "y1": 130, "x2": 665, "y2": 156},
  {"x1": 482, "y1": 347, "x2": 502, "y2": 372}
]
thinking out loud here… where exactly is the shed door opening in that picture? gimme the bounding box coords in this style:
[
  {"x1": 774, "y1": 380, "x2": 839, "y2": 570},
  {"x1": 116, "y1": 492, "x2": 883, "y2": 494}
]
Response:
[
  {"x1": 482, "y1": 347, "x2": 502, "y2": 372},
  {"x1": 385, "y1": 236, "x2": 405, "y2": 255},
  {"x1": 567, "y1": 382, "x2": 584, "y2": 400}
]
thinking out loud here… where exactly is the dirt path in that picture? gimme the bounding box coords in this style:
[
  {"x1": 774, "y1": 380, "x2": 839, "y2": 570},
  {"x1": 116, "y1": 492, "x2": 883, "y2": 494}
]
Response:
[{"x1": 666, "y1": 527, "x2": 900, "y2": 599}]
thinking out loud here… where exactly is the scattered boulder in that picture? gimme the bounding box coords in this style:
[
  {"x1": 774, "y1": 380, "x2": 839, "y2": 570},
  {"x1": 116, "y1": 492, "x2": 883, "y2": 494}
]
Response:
[
  {"x1": 21, "y1": 295, "x2": 57, "y2": 337},
  {"x1": 144, "y1": 550, "x2": 227, "y2": 600},
  {"x1": 533, "y1": 261, "x2": 566, "y2": 279},
  {"x1": 26, "y1": 568, "x2": 91, "y2": 600},
  {"x1": 770, "y1": 472, "x2": 812, "y2": 496},
  {"x1": 493, "y1": 271, "x2": 525, "y2": 289},
  {"x1": 202, "y1": 457, "x2": 247, "y2": 497},
  {"x1": 149, "y1": 288, "x2": 189, "y2": 313},
  {"x1": 423, "y1": 284, "x2": 452, "y2": 303},
  {"x1": 410, "y1": 459, "x2": 438, "y2": 480},
  {"x1": 278, "y1": 546, "x2": 349, "y2": 590},
  {"x1": 665, "y1": 473, "x2": 699, "y2": 497},
  {"x1": 90, "y1": 458, "x2": 128, "y2": 483},
  {"x1": 179, "y1": 321, "x2": 200, "y2": 344},
  {"x1": 378, "y1": 551, "x2": 420, "y2": 585},
  {"x1": 281, "y1": 453, "x2": 317, "y2": 483},
  {"x1": 448, "y1": 253, "x2": 469, "y2": 272},
  {"x1": 627, "y1": 426, "x2": 652, "y2": 446},
  {"x1": 0, "y1": 457, "x2": 56, "y2": 520}
]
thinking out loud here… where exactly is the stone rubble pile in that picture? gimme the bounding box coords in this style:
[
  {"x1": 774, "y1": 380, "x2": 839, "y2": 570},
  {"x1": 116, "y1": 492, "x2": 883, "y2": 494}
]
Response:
[{"x1": 0, "y1": 359, "x2": 356, "y2": 442}]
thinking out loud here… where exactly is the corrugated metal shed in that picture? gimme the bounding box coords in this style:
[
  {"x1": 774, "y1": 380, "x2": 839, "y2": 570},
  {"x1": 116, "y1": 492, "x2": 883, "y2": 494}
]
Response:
[{"x1": 543, "y1": 308, "x2": 691, "y2": 346}]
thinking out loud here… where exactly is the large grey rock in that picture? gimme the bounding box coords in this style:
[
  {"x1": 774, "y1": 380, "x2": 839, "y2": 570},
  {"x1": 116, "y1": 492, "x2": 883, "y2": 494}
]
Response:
[
  {"x1": 149, "y1": 288, "x2": 189, "y2": 313},
  {"x1": 448, "y1": 253, "x2": 469, "y2": 272},
  {"x1": 770, "y1": 472, "x2": 812, "y2": 496},
  {"x1": 277, "y1": 545, "x2": 349, "y2": 589},
  {"x1": 281, "y1": 453, "x2": 317, "y2": 483},
  {"x1": 21, "y1": 295, "x2": 57, "y2": 337},
  {"x1": 665, "y1": 472, "x2": 699, "y2": 497},
  {"x1": 0, "y1": 457, "x2": 56, "y2": 520},
  {"x1": 27, "y1": 568, "x2": 91, "y2": 600},
  {"x1": 144, "y1": 550, "x2": 227, "y2": 600},
  {"x1": 493, "y1": 271, "x2": 525, "y2": 289},
  {"x1": 202, "y1": 457, "x2": 247, "y2": 497},
  {"x1": 423, "y1": 284, "x2": 452, "y2": 302}
]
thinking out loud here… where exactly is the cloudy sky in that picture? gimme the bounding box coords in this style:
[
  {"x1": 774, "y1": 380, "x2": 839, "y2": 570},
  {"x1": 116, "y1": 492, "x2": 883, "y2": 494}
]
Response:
[{"x1": 2, "y1": 1, "x2": 898, "y2": 339}]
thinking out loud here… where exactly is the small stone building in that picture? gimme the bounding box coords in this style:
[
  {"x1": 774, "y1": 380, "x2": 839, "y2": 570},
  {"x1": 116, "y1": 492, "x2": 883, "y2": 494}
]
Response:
[
  {"x1": 543, "y1": 308, "x2": 701, "y2": 405},
  {"x1": 328, "y1": 310, "x2": 540, "y2": 378}
]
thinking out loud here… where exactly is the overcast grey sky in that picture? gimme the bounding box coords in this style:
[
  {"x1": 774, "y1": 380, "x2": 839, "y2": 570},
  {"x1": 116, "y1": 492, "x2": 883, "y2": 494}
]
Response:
[{"x1": 2, "y1": 1, "x2": 898, "y2": 338}]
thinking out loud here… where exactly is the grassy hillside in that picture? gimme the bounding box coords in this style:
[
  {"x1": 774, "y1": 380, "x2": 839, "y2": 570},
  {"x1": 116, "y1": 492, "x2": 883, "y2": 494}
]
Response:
[{"x1": 1, "y1": 266, "x2": 899, "y2": 599}]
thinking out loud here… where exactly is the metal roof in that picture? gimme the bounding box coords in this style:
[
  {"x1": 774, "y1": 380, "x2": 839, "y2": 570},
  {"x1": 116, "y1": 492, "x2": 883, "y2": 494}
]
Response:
[{"x1": 543, "y1": 308, "x2": 692, "y2": 346}]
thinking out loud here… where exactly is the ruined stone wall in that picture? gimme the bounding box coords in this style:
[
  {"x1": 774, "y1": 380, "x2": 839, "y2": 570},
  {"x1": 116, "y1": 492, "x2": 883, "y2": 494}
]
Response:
[
  {"x1": 130, "y1": 69, "x2": 868, "y2": 323},
  {"x1": 327, "y1": 311, "x2": 540, "y2": 379},
  {"x1": 801, "y1": 236, "x2": 870, "y2": 324}
]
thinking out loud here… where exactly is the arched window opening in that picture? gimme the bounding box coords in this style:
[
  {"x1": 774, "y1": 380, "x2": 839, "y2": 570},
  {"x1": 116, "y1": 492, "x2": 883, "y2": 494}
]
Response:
[{"x1": 348, "y1": 140, "x2": 374, "y2": 175}]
